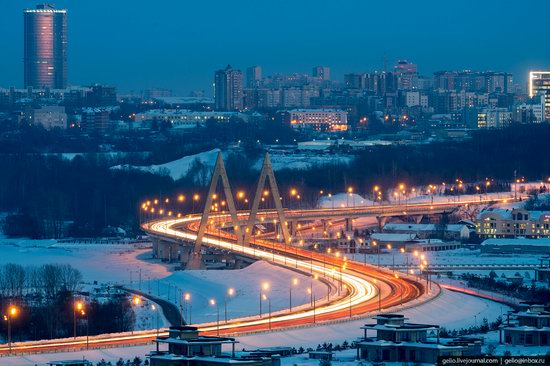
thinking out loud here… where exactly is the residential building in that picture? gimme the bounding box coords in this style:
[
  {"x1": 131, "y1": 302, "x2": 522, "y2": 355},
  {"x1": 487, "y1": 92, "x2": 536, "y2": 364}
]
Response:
[
  {"x1": 382, "y1": 223, "x2": 471, "y2": 241},
  {"x1": 285, "y1": 109, "x2": 348, "y2": 132},
  {"x1": 476, "y1": 208, "x2": 550, "y2": 238},
  {"x1": 357, "y1": 314, "x2": 481, "y2": 364},
  {"x1": 344, "y1": 73, "x2": 367, "y2": 89},
  {"x1": 514, "y1": 95, "x2": 546, "y2": 123},
  {"x1": 529, "y1": 71, "x2": 550, "y2": 120},
  {"x1": 394, "y1": 60, "x2": 418, "y2": 90},
  {"x1": 148, "y1": 326, "x2": 281, "y2": 366},
  {"x1": 81, "y1": 108, "x2": 110, "y2": 135},
  {"x1": 24, "y1": 4, "x2": 68, "y2": 89},
  {"x1": 477, "y1": 107, "x2": 512, "y2": 129},
  {"x1": 312, "y1": 66, "x2": 330, "y2": 80},
  {"x1": 30, "y1": 105, "x2": 67, "y2": 129},
  {"x1": 246, "y1": 66, "x2": 262, "y2": 88},
  {"x1": 404, "y1": 91, "x2": 429, "y2": 108},
  {"x1": 86, "y1": 84, "x2": 117, "y2": 107},
  {"x1": 434, "y1": 71, "x2": 512, "y2": 94},
  {"x1": 134, "y1": 109, "x2": 245, "y2": 129},
  {"x1": 534, "y1": 255, "x2": 550, "y2": 283},
  {"x1": 501, "y1": 303, "x2": 550, "y2": 346},
  {"x1": 214, "y1": 65, "x2": 243, "y2": 111}
]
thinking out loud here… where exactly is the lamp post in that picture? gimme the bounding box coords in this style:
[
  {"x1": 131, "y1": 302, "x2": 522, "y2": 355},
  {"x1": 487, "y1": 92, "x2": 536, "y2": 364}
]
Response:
[
  {"x1": 225, "y1": 288, "x2": 235, "y2": 323},
  {"x1": 83, "y1": 309, "x2": 89, "y2": 349},
  {"x1": 131, "y1": 296, "x2": 142, "y2": 334},
  {"x1": 210, "y1": 299, "x2": 220, "y2": 336},
  {"x1": 262, "y1": 294, "x2": 272, "y2": 330},
  {"x1": 343, "y1": 284, "x2": 352, "y2": 318},
  {"x1": 372, "y1": 241, "x2": 380, "y2": 268},
  {"x1": 151, "y1": 304, "x2": 160, "y2": 337},
  {"x1": 289, "y1": 278, "x2": 298, "y2": 312},
  {"x1": 74, "y1": 300, "x2": 84, "y2": 339},
  {"x1": 4, "y1": 305, "x2": 18, "y2": 353},
  {"x1": 260, "y1": 282, "x2": 269, "y2": 318},
  {"x1": 386, "y1": 244, "x2": 393, "y2": 271}
]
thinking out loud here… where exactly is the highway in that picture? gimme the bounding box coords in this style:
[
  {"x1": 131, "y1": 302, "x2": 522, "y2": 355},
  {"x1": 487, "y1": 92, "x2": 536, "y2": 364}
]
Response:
[{"x1": 1, "y1": 196, "x2": 517, "y2": 356}]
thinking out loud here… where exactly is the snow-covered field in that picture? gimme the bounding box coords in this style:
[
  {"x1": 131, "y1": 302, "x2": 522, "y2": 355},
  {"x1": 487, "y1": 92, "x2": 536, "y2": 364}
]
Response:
[
  {"x1": 1, "y1": 287, "x2": 511, "y2": 365},
  {"x1": 0, "y1": 238, "x2": 324, "y2": 325},
  {"x1": 111, "y1": 148, "x2": 354, "y2": 183},
  {"x1": 132, "y1": 261, "x2": 328, "y2": 324}
]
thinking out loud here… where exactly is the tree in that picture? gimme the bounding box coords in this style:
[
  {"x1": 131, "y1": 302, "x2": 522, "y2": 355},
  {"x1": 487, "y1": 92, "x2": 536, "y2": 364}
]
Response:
[{"x1": 485, "y1": 344, "x2": 497, "y2": 356}]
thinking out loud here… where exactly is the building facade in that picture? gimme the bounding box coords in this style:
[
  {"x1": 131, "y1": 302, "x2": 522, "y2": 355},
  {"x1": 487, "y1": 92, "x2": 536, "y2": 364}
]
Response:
[
  {"x1": 501, "y1": 303, "x2": 550, "y2": 346},
  {"x1": 149, "y1": 326, "x2": 280, "y2": 366},
  {"x1": 31, "y1": 105, "x2": 67, "y2": 129},
  {"x1": 312, "y1": 66, "x2": 330, "y2": 80},
  {"x1": 134, "y1": 109, "x2": 244, "y2": 129},
  {"x1": 24, "y1": 4, "x2": 68, "y2": 89},
  {"x1": 285, "y1": 109, "x2": 348, "y2": 132},
  {"x1": 477, "y1": 107, "x2": 512, "y2": 129},
  {"x1": 81, "y1": 108, "x2": 110, "y2": 135},
  {"x1": 357, "y1": 314, "x2": 480, "y2": 364},
  {"x1": 529, "y1": 71, "x2": 550, "y2": 121},
  {"x1": 477, "y1": 208, "x2": 550, "y2": 238},
  {"x1": 214, "y1": 65, "x2": 243, "y2": 111},
  {"x1": 246, "y1": 66, "x2": 262, "y2": 88}
]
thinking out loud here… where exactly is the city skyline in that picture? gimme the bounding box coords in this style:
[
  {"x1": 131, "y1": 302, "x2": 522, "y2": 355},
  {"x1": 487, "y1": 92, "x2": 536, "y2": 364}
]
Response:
[{"x1": 1, "y1": 0, "x2": 550, "y2": 93}]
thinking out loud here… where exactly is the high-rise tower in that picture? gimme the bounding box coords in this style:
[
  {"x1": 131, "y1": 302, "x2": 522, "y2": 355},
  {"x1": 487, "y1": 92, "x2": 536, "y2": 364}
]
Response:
[{"x1": 24, "y1": 4, "x2": 68, "y2": 89}]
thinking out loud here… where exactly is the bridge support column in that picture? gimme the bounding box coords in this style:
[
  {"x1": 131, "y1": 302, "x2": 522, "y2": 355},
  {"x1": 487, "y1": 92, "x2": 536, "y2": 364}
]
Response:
[
  {"x1": 376, "y1": 216, "x2": 387, "y2": 230},
  {"x1": 322, "y1": 220, "x2": 329, "y2": 237},
  {"x1": 152, "y1": 238, "x2": 160, "y2": 258},
  {"x1": 413, "y1": 215, "x2": 424, "y2": 224},
  {"x1": 289, "y1": 220, "x2": 298, "y2": 237},
  {"x1": 345, "y1": 218, "x2": 353, "y2": 231},
  {"x1": 158, "y1": 241, "x2": 172, "y2": 261}
]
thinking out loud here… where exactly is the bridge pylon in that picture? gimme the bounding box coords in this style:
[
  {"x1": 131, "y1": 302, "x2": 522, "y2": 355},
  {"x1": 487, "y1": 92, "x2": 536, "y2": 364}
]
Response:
[
  {"x1": 243, "y1": 153, "x2": 291, "y2": 247},
  {"x1": 189, "y1": 152, "x2": 242, "y2": 270}
]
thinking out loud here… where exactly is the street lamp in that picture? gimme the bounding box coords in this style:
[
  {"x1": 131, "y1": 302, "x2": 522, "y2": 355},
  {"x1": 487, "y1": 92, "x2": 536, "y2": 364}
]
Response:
[
  {"x1": 74, "y1": 301, "x2": 84, "y2": 339},
  {"x1": 260, "y1": 282, "x2": 269, "y2": 317},
  {"x1": 4, "y1": 305, "x2": 18, "y2": 353},
  {"x1": 184, "y1": 293, "x2": 191, "y2": 324},
  {"x1": 262, "y1": 294, "x2": 272, "y2": 330},
  {"x1": 289, "y1": 278, "x2": 298, "y2": 312},
  {"x1": 210, "y1": 299, "x2": 220, "y2": 336},
  {"x1": 151, "y1": 304, "x2": 160, "y2": 337},
  {"x1": 225, "y1": 288, "x2": 235, "y2": 323}
]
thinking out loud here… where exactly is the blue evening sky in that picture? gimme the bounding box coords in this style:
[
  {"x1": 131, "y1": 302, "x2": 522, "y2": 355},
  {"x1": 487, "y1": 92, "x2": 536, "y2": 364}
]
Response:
[{"x1": 2, "y1": 0, "x2": 549, "y2": 94}]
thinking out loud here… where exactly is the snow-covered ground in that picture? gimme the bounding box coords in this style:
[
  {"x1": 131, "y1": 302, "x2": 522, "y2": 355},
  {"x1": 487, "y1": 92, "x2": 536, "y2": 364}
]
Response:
[
  {"x1": 0, "y1": 239, "x2": 324, "y2": 325},
  {"x1": 253, "y1": 153, "x2": 353, "y2": 172},
  {"x1": 131, "y1": 261, "x2": 327, "y2": 324},
  {"x1": 350, "y1": 248, "x2": 542, "y2": 268},
  {"x1": 1, "y1": 287, "x2": 512, "y2": 365},
  {"x1": 112, "y1": 148, "x2": 221, "y2": 181},
  {"x1": 111, "y1": 148, "x2": 354, "y2": 184}
]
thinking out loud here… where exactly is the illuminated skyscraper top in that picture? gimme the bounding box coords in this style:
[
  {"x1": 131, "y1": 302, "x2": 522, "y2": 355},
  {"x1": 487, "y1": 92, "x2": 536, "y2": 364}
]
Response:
[
  {"x1": 529, "y1": 71, "x2": 550, "y2": 121},
  {"x1": 24, "y1": 4, "x2": 68, "y2": 89}
]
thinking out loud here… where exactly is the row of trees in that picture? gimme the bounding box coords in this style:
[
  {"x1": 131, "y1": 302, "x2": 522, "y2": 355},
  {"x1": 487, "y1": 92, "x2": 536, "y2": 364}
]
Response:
[
  {"x1": 0, "y1": 263, "x2": 135, "y2": 341},
  {"x1": 3, "y1": 124, "x2": 550, "y2": 238},
  {"x1": 0, "y1": 263, "x2": 81, "y2": 300},
  {"x1": 460, "y1": 273, "x2": 550, "y2": 303}
]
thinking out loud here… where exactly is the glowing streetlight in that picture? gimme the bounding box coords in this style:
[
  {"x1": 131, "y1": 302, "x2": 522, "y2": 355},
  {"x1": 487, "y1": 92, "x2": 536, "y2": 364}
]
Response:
[
  {"x1": 225, "y1": 288, "x2": 235, "y2": 323},
  {"x1": 210, "y1": 299, "x2": 220, "y2": 335},
  {"x1": 74, "y1": 301, "x2": 84, "y2": 339},
  {"x1": 4, "y1": 305, "x2": 18, "y2": 353}
]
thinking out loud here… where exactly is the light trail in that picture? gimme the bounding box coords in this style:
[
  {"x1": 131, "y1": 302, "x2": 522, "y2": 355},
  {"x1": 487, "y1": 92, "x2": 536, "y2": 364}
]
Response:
[{"x1": 148, "y1": 217, "x2": 377, "y2": 333}]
